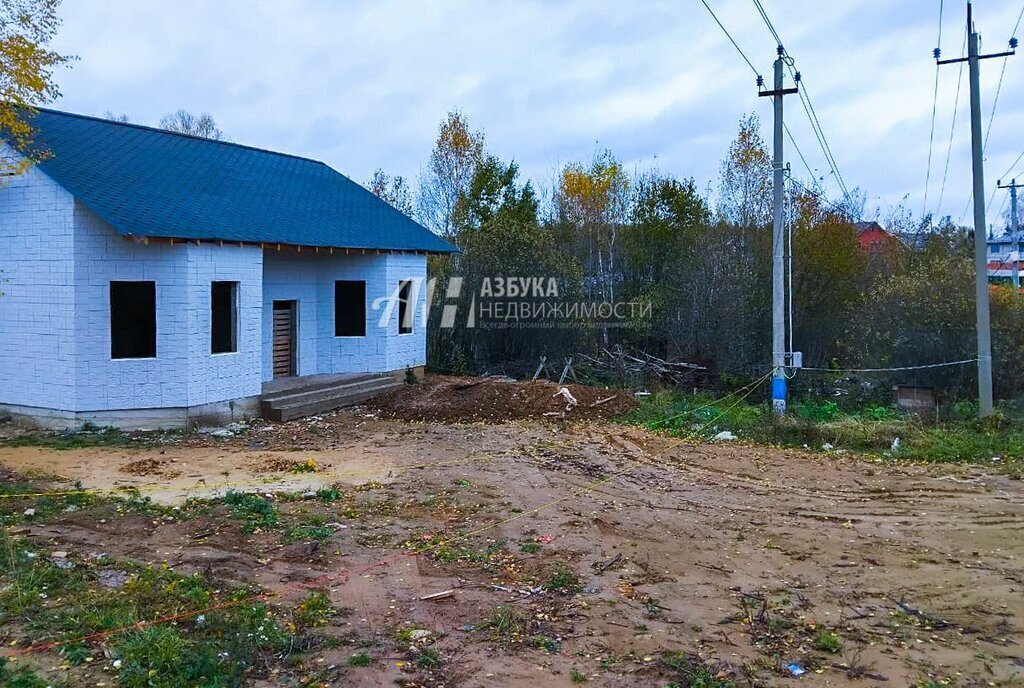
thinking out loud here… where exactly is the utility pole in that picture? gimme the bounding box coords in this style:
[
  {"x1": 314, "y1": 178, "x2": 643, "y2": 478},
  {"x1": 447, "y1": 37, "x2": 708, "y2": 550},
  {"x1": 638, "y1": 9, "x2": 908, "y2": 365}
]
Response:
[
  {"x1": 759, "y1": 46, "x2": 799, "y2": 414},
  {"x1": 997, "y1": 179, "x2": 1021, "y2": 296},
  {"x1": 937, "y1": 2, "x2": 1016, "y2": 418}
]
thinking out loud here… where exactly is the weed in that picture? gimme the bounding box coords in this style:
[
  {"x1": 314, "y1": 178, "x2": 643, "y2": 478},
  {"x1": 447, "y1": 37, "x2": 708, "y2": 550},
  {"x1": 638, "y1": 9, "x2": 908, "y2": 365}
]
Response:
[
  {"x1": 294, "y1": 591, "x2": 333, "y2": 628},
  {"x1": 662, "y1": 652, "x2": 735, "y2": 688},
  {"x1": 316, "y1": 487, "x2": 342, "y2": 501},
  {"x1": 0, "y1": 660, "x2": 59, "y2": 688},
  {"x1": 348, "y1": 652, "x2": 372, "y2": 667},
  {"x1": 570, "y1": 666, "x2": 588, "y2": 682},
  {"x1": 286, "y1": 524, "x2": 333, "y2": 541},
  {"x1": 453, "y1": 478, "x2": 472, "y2": 488},
  {"x1": 815, "y1": 629, "x2": 842, "y2": 653},
  {"x1": 289, "y1": 458, "x2": 320, "y2": 474},
  {"x1": 485, "y1": 604, "x2": 528, "y2": 642},
  {"x1": 520, "y1": 541, "x2": 542, "y2": 554},
  {"x1": 416, "y1": 647, "x2": 443, "y2": 668},
  {"x1": 534, "y1": 634, "x2": 560, "y2": 652},
  {"x1": 545, "y1": 563, "x2": 582, "y2": 594},
  {"x1": 222, "y1": 491, "x2": 279, "y2": 533}
]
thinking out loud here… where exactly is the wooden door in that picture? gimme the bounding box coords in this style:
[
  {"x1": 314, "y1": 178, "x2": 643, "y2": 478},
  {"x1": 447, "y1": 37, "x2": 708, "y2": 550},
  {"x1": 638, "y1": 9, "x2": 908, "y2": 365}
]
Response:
[{"x1": 272, "y1": 301, "x2": 296, "y2": 378}]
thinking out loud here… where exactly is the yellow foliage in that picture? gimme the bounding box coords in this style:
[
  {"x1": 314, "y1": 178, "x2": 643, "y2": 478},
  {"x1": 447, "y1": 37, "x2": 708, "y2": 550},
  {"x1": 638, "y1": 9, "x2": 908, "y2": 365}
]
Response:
[{"x1": 0, "y1": 0, "x2": 71, "y2": 175}]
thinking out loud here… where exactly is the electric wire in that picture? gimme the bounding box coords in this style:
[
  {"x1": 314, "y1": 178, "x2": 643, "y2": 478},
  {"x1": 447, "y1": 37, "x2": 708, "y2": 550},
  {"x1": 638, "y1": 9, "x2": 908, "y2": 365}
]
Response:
[
  {"x1": 750, "y1": 0, "x2": 850, "y2": 201},
  {"x1": 937, "y1": 28, "x2": 968, "y2": 219},
  {"x1": 699, "y1": 0, "x2": 760, "y2": 78},
  {"x1": 923, "y1": 0, "x2": 945, "y2": 217}
]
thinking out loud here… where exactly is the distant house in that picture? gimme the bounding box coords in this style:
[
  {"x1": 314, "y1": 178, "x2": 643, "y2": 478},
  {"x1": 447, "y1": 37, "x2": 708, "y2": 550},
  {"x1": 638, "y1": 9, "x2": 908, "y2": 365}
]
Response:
[
  {"x1": 987, "y1": 233, "x2": 1023, "y2": 285},
  {"x1": 0, "y1": 108, "x2": 456, "y2": 429},
  {"x1": 854, "y1": 221, "x2": 901, "y2": 257}
]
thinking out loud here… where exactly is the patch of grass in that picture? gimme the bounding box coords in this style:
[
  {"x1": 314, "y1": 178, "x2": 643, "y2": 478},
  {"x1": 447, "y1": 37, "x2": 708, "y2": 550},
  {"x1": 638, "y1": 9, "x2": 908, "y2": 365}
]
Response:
[
  {"x1": 570, "y1": 666, "x2": 588, "y2": 682},
  {"x1": 293, "y1": 591, "x2": 333, "y2": 628},
  {"x1": 533, "y1": 634, "x2": 560, "y2": 652},
  {"x1": 625, "y1": 390, "x2": 1024, "y2": 464},
  {"x1": 348, "y1": 652, "x2": 372, "y2": 667},
  {"x1": 316, "y1": 487, "x2": 342, "y2": 501},
  {"x1": 286, "y1": 524, "x2": 333, "y2": 541},
  {"x1": 815, "y1": 629, "x2": 842, "y2": 653},
  {"x1": 222, "y1": 491, "x2": 279, "y2": 533},
  {"x1": 485, "y1": 604, "x2": 528, "y2": 642},
  {"x1": 545, "y1": 563, "x2": 582, "y2": 594},
  {"x1": 662, "y1": 652, "x2": 736, "y2": 688},
  {"x1": 0, "y1": 534, "x2": 289, "y2": 687},
  {"x1": 416, "y1": 647, "x2": 443, "y2": 668},
  {"x1": 0, "y1": 660, "x2": 61, "y2": 688},
  {"x1": 0, "y1": 426, "x2": 133, "y2": 450},
  {"x1": 288, "y1": 458, "x2": 320, "y2": 474},
  {"x1": 520, "y1": 541, "x2": 542, "y2": 554}
]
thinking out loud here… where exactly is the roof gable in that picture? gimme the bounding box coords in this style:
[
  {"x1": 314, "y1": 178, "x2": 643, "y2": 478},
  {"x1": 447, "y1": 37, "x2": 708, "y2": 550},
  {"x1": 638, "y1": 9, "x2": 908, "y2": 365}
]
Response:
[{"x1": 15, "y1": 108, "x2": 455, "y2": 253}]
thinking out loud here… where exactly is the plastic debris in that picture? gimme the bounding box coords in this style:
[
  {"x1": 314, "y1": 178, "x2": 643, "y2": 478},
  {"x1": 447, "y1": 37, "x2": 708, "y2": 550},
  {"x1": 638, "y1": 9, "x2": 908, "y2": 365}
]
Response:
[
  {"x1": 713, "y1": 431, "x2": 737, "y2": 442},
  {"x1": 787, "y1": 663, "x2": 806, "y2": 677}
]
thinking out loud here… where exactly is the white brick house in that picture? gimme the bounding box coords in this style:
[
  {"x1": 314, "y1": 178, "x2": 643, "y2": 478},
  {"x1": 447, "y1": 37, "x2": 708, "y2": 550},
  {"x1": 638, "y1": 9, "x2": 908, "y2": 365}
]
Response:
[{"x1": 0, "y1": 108, "x2": 455, "y2": 428}]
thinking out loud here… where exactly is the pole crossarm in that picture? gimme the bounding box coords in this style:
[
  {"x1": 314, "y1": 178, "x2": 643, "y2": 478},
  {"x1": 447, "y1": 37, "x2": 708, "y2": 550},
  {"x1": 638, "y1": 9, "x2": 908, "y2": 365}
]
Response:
[{"x1": 758, "y1": 87, "x2": 799, "y2": 97}]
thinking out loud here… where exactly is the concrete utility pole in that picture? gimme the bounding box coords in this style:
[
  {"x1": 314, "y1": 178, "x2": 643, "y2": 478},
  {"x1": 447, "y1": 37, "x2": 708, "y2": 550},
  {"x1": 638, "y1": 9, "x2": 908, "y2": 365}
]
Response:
[
  {"x1": 937, "y1": 2, "x2": 1016, "y2": 418},
  {"x1": 759, "y1": 46, "x2": 799, "y2": 414},
  {"x1": 997, "y1": 179, "x2": 1021, "y2": 296}
]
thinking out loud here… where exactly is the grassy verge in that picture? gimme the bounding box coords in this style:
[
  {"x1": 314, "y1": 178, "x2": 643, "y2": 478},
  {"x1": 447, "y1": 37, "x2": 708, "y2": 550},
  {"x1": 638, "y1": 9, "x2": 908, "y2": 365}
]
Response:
[
  {"x1": 0, "y1": 533, "x2": 290, "y2": 687},
  {"x1": 624, "y1": 390, "x2": 1024, "y2": 465}
]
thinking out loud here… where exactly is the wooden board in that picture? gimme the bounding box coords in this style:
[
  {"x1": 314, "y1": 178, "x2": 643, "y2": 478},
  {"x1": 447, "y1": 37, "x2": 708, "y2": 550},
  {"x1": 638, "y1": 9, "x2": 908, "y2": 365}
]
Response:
[{"x1": 272, "y1": 302, "x2": 295, "y2": 378}]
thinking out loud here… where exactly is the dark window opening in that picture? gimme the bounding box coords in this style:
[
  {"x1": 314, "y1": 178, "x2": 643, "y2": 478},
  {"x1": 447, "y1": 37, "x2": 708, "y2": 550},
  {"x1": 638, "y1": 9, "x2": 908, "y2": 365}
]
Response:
[
  {"x1": 334, "y1": 280, "x2": 366, "y2": 337},
  {"x1": 110, "y1": 281, "x2": 156, "y2": 359},
  {"x1": 211, "y1": 281, "x2": 238, "y2": 354},
  {"x1": 398, "y1": 280, "x2": 413, "y2": 335}
]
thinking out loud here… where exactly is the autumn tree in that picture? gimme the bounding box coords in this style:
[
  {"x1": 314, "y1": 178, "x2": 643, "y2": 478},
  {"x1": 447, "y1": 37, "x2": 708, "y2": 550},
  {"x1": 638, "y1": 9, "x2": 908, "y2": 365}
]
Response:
[
  {"x1": 367, "y1": 168, "x2": 415, "y2": 217},
  {"x1": 555, "y1": 149, "x2": 629, "y2": 302},
  {"x1": 418, "y1": 110, "x2": 484, "y2": 238},
  {"x1": 0, "y1": 0, "x2": 70, "y2": 175},
  {"x1": 717, "y1": 114, "x2": 771, "y2": 228},
  {"x1": 159, "y1": 109, "x2": 226, "y2": 140}
]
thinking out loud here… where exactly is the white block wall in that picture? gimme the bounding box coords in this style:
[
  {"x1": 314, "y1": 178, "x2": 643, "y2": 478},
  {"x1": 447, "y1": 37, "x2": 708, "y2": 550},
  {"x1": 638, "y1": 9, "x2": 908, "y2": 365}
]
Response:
[
  {"x1": 262, "y1": 250, "x2": 426, "y2": 381},
  {"x1": 0, "y1": 150, "x2": 78, "y2": 410},
  {"x1": 71, "y1": 203, "x2": 263, "y2": 411}
]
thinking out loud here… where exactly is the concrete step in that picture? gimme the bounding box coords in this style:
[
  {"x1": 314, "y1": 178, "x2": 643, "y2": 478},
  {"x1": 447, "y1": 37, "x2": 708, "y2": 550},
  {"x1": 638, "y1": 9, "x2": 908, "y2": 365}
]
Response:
[
  {"x1": 260, "y1": 374, "x2": 382, "y2": 403},
  {"x1": 261, "y1": 379, "x2": 401, "y2": 422},
  {"x1": 261, "y1": 375, "x2": 391, "y2": 406}
]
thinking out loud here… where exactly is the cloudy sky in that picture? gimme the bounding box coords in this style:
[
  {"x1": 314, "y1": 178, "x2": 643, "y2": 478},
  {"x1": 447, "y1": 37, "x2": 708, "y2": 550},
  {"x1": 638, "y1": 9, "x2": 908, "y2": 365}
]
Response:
[{"x1": 48, "y1": 0, "x2": 1024, "y2": 228}]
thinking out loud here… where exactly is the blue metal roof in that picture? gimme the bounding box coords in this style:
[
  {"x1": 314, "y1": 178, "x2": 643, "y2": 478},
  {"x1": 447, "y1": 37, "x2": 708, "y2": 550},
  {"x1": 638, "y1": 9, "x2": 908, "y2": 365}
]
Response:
[{"x1": 19, "y1": 108, "x2": 456, "y2": 253}]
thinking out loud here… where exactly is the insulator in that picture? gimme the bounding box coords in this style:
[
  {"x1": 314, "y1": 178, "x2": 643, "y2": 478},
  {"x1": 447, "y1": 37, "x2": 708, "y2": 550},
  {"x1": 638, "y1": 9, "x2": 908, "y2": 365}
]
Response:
[
  {"x1": 756, "y1": 75, "x2": 764, "y2": 88},
  {"x1": 1011, "y1": 37, "x2": 1019, "y2": 49},
  {"x1": 933, "y1": 47, "x2": 941, "y2": 59},
  {"x1": 794, "y1": 71, "x2": 801, "y2": 83}
]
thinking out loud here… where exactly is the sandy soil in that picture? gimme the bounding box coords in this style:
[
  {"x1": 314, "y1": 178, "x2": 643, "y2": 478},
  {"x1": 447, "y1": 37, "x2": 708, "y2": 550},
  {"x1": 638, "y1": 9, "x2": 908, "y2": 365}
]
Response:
[{"x1": 2, "y1": 411, "x2": 1022, "y2": 686}]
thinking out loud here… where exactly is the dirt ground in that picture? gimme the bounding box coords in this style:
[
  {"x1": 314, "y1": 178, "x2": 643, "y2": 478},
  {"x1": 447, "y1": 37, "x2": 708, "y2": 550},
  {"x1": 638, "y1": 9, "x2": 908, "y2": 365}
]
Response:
[{"x1": 1, "y1": 406, "x2": 1022, "y2": 687}]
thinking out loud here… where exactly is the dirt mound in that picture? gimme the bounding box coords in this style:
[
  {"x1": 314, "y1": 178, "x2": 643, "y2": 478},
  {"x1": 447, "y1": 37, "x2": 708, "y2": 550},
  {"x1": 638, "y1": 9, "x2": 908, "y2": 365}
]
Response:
[{"x1": 367, "y1": 374, "x2": 636, "y2": 423}]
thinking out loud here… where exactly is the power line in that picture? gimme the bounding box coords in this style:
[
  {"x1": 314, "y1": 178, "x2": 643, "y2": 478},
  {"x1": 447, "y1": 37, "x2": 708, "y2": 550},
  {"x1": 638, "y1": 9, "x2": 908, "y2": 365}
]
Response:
[
  {"x1": 923, "y1": 0, "x2": 945, "y2": 216},
  {"x1": 980, "y1": 5, "x2": 1024, "y2": 220},
  {"x1": 699, "y1": 0, "x2": 760, "y2": 78},
  {"x1": 783, "y1": 122, "x2": 816, "y2": 182},
  {"x1": 936, "y1": 28, "x2": 967, "y2": 219},
  {"x1": 998, "y1": 151, "x2": 1024, "y2": 181},
  {"x1": 751, "y1": 0, "x2": 783, "y2": 46},
  {"x1": 749, "y1": 0, "x2": 851, "y2": 201}
]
